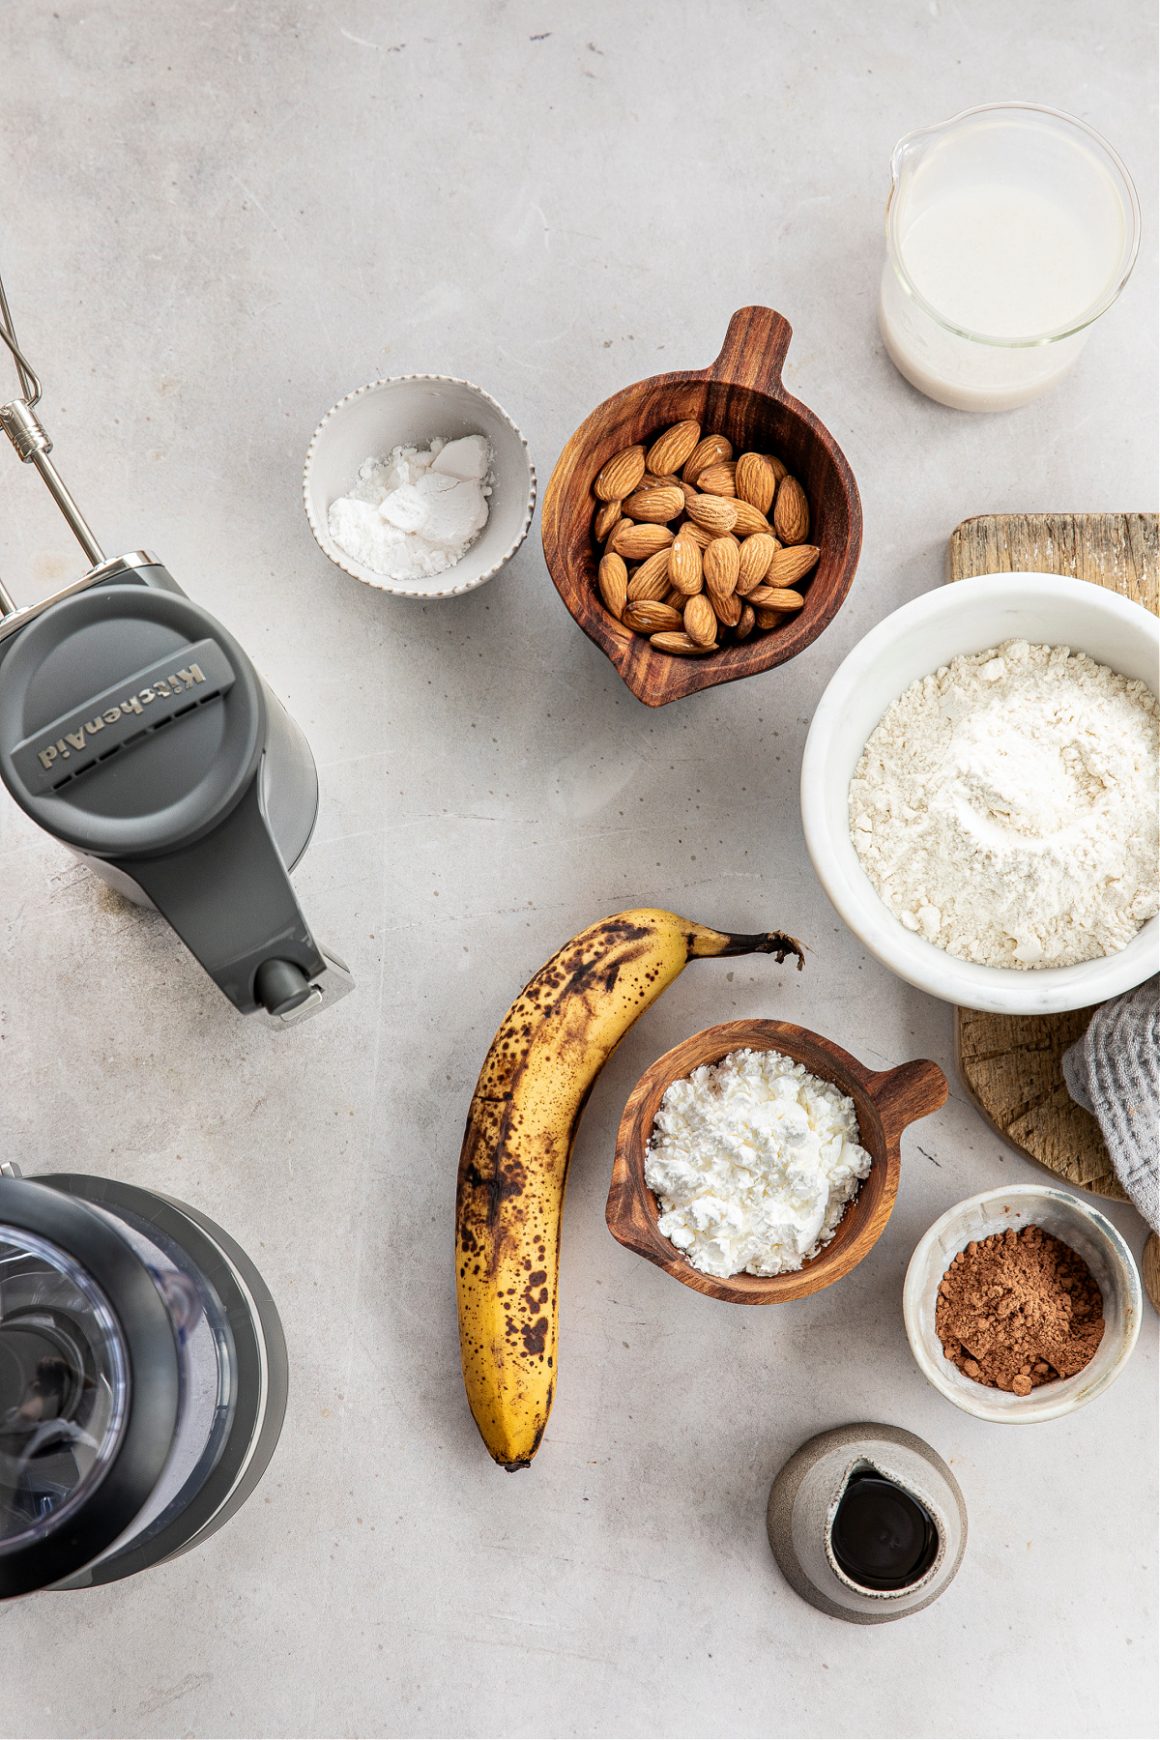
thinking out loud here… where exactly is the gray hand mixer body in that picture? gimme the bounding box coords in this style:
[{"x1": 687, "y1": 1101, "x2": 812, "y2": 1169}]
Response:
[{"x1": 0, "y1": 275, "x2": 351, "y2": 1024}]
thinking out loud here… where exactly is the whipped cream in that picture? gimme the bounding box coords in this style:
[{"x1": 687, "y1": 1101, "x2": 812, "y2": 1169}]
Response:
[
  {"x1": 644, "y1": 1047, "x2": 872, "y2": 1279},
  {"x1": 327, "y1": 434, "x2": 492, "y2": 582}
]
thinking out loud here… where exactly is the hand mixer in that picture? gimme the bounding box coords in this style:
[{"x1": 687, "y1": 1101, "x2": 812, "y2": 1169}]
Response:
[{"x1": 0, "y1": 267, "x2": 353, "y2": 1024}]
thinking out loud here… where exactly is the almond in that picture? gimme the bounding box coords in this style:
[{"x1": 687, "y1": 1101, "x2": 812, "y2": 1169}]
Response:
[
  {"x1": 641, "y1": 471, "x2": 681, "y2": 490},
  {"x1": 593, "y1": 498, "x2": 623, "y2": 543},
  {"x1": 624, "y1": 600, "x2": 684, "y2": 634},
  {"x1": 765, "y1": 544, "x2": 820, "y2": 587},
  {"x1": 650, "y1": 630, "x2": 716, "y2": 656},
  {"x1": 772, "y1": 474, "x2": 809, "y2": 544},
  {"x1": 621, "y1": 483, "x2": 685, "y2": 524},
  {"x1": 734, "y1": 452, "x2": 776, "y2": 515},
  {"x1": 737, "y1": 533, "x2": 777, "y2": 594},
  {"x1": 695, "y1": 460, "x2": 737, "y2": 497},
  {"x1": 597, "y1": 552, "x2": 628, "y2": 619},
  {"x1": 668, "y1": 531, "x2": 704, "y2": 595},
  {"x1": 603, "y1": 516, "x2": 633, "y2": 551},
  {"x1": 711, "y1": 588, "x2": 742, "y2": 629},
  {"x1": 681, "y1": 433, "x2": 733, "y2": 482},
  {"x1": 729, "y1": 499, "x2": 772, "y2": 537},
  {"x1": 594, "y1": 444, "x2": 646, "y2": 503},
  {"x1": 626, "y1": 547, "x2": 674, "y2": 602},
  {"x1": 665, "y1": 588, "x2": 686, "y2": 608},
  {"x1": 685, "y1": 493, "x2": 738, "y2": 534},
  {"x1": 703, "y1": 536, "x2": 740, "y2": 595},
  {"x1": 768, "y1": 453, "x2": 788, "y2": 485},
  {"x1": 609, "y1": 522, "x2": 675, "y2": 561},
  {"x1": 754, "y1": 607, "x2": 787, "y2": 630},
  {"x1": 748, "y1": 585, "x2": 805, "y2": 611},
  {"x1": 646, "y1": 420, "x2": 702, "y2": 477},
  {"x1": 683, "y1": 594, "x2": 718, "y2": 647},
  {"x1": 679, "y1": 479, "x2": 699, "y2": 511},
  {"x1": 682, "y1": 519, "x2": 714, "y2": 549},
  {"x1": 735, "y1": 602, "x2": 756, "y2": 640}
]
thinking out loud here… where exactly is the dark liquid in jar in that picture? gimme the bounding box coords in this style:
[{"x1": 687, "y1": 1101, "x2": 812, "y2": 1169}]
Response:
[{"x1": 830, "y1": 1471, "x2": 938, "y2": 1591}]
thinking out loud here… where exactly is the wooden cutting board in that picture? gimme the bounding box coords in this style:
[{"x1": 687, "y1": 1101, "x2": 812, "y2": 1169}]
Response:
[{"x1": 950, "y1": 512, "x2": 1159, "y2": 1202}]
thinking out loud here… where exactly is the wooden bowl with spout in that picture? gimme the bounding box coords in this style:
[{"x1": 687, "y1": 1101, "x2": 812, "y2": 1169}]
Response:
[
  {"x1": 607, "y1": 1020, "x2": 947, "y2": 1304},
  {"x1": 541, "y1": 307, "x2": 862, "y2": 706}
]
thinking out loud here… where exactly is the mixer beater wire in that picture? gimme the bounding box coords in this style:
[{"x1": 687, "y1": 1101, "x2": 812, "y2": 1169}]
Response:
[{"x1": 0, "y1": 264, "x2": 105, "y2": 614}]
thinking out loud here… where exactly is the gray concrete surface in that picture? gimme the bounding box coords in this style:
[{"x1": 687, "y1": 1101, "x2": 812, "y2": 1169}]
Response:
[{"x1": 0, "y1": 3, "x2": 1156, "y2": 1736}]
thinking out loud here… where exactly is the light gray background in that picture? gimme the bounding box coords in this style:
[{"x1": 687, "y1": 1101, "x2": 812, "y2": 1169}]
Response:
[{"x1": 1, "y1": 3, "x2": 1156, "y2": 1737}]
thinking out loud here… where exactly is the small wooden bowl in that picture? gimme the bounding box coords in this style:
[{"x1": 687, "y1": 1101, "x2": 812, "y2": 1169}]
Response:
[
  {"x1": 541, "y1": 307, "x2": 862, "y2": 706},
  {"x1": 607, "y1": 1020, "x2": 947, "y2": 1304}
]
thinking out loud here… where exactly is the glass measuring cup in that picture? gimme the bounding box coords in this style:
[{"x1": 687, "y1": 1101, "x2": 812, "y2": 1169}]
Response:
[{"x1": 878, "y1": 103, "x2": 1140, "y2": 411}]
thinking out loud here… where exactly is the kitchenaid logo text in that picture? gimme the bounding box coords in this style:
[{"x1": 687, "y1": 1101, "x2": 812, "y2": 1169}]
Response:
[{"x1": 36, "y1": 663, "x2": 208, "y2": 771}]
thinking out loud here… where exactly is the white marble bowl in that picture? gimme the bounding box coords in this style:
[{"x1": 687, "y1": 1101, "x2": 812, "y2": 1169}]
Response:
[
  {"x1": 903, "y1": 1184, "x2": 1142, "y2": 1423},
  {"x1": 800, "y1": 572, "x2": 1159, "y2": 1013},
  {"x1": 303, "y1": 375, "x2": 535, "y2": 599}
]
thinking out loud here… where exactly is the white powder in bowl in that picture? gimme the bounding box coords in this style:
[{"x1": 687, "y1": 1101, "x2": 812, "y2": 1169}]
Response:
[
  {"x1": 327, "y1": 434, "x2": 493, "y2": 582},
  {"x1": 849, "y1": 639, "x2": 1160, "y2": 969},
  {"x1": 645, "y1": 1047, "x2": 872, "y2": 1279}
]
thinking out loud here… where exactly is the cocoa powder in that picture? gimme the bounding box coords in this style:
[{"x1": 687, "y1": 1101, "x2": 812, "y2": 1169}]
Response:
[{"x1": 935, "y1": 1224, "x2": 1104, "y2": 1394}]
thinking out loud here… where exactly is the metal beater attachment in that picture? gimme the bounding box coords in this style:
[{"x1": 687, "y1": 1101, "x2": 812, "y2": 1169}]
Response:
[{"x1": 0, "y1": 267, "x2": 105, "y2": 613}]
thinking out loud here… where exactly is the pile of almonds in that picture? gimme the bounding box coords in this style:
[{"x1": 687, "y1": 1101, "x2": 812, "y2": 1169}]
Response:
[{"x1": 592, "y1": 420, "x2": 819, "y2": 656}]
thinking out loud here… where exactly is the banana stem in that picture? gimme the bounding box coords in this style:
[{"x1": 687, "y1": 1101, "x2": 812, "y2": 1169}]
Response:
[{"x1": 689, "y1": 926, "x2": 805, "y2": 967}]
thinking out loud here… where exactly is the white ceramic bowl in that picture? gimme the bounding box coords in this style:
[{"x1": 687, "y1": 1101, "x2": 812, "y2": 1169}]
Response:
[
  {"x1": 903, "y1": 1184, "x2": 1142, "y2": 1423},
  {"x1": 303, "y1": 375, "x2": 536, "y2": 599},
  {"x1": 801, "y1": 572, "x2": 1159, "y2": 1013}
]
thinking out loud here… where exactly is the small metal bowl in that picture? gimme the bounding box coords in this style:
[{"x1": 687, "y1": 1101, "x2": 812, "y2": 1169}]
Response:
[
  {"x1": 303, "y1": 374, "x2": 535, "y2": 600},
  {"x1": 541, "y1": 307, "x2": 862, "y2": 706},
  {"x1": 607, "y1": 1019, "x2": 947, "y2": 1303}
]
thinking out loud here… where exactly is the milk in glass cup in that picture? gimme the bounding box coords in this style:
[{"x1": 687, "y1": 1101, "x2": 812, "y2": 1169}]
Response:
[{"x1": 879, "y1": 103, "x2": 1140, "y2": 411}]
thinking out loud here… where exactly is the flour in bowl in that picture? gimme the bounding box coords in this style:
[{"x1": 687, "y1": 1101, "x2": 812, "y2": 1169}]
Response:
[
  {"x1": 328, "y1": 435, "x2": 492, "y2": 581},
  {"x1": 849, "y1": 639, "x2": 1159, "y2": 968},
  {"x1": 645, "y1": 1047, "x2": 872, "y2": 1279}
]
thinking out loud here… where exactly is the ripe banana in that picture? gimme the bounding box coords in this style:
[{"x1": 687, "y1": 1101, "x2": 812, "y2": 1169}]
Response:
[{"x1": 455, "y1": 907, "x2": 803, "y2": 1469}]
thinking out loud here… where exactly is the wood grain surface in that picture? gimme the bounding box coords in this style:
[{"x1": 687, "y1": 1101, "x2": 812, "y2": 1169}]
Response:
[
  {"x1": 541, "y1": 306, "x2": 863, "y2": 706},
  {"x1": 607, "y1": 1019, "x2": 947, "y2": 1304},
  {"x1": 1142, "y1": 1233, "x2": 1160, "y2": 1315},
  {"x1": 951, "y1": 511, "x2": 1159, "y2": 1202}
]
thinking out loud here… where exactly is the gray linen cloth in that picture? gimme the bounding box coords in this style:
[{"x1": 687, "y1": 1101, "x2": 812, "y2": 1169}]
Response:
[{"x1": 1063, "y1": 976, "x2": 1160, "y2": 1233}]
